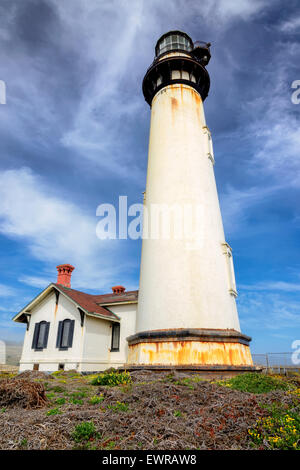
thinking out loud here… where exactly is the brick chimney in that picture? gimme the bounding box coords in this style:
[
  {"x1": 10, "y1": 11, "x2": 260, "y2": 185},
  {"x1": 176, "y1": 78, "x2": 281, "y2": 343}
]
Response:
[
  {"x1": 112, "y1": 285, "x2": 125, "y2": 294},
  {"x1": 56, "y1": 264, "x2": 75, "y2": 288}
]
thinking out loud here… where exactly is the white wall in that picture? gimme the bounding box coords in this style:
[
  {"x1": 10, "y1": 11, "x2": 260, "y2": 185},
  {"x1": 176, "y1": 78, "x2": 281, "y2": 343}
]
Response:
[
  {"x1": 108, "y1": 303, "x2": 137, "y2": 367},
  {"x1": 81, "y1": 303, "x2": 137, "y2": 371},
  {"x1": 137, "y1": 83, "x2": 241, "y2": 334},
  {"x1": 19, "y1": 290, "x2": 84, "y2": 372},
  {"x1": 81, "y1": 315, "x2": 111, "y2": 372}
]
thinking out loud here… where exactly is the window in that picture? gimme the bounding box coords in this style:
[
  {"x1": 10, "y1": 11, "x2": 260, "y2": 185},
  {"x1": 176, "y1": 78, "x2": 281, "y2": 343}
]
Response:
[
  {"x1": 203, "y1": 126, "x2": 215, "y2": 164},
  {"x1": 171, "y1": 70, "x2": 195, "y2": 81},
  {"x1": 58, "y1": 363, "x2": 65, "y2": 371},
  {"x1": 31, "y1": 321, "x2": 50, "y2": 350},
  {"x1": 111, "y1": 323, "x2": 120, "y2": 351},
  {"x1": 158, "y1": 34, "x2": 193, "y2": 55},
  {"x1": 222, "y1": 243, "x2": 238, "y2": 297},
  {"x1": 156, "y1": 75, "x2": 163, "y2": 86},
  {"x1": 171, "y1": 70, "x2": 181, "y2": 80},
  {"x1": 56, "y1": 319, "x2": 75, "y2": 350}
]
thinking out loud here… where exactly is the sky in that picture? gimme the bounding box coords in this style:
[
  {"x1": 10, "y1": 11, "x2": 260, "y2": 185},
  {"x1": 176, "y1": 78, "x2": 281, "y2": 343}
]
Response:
[{"x1": 0, "y1": 0, "x2": 299, "y2": 355}]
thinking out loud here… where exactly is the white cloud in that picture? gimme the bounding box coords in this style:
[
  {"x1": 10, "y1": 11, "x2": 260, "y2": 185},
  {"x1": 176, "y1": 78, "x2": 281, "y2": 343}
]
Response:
[
  {"x1": 18, "y1": 275, "x2": 52, "y2": 289},
  {"x1": 243, "y1": 42, "x2": 300, "y2": 185},
  {"x1": 0, "y1": 284, "x2": 17, "y2": 297},
  {"x1": 206, "y1": 0, "x2": 267, "y2": 20},
  {"x1": 240, "y1": 281, "x2": 300, "y2": 293},
  {"x1": 49, "y1": 0, "x2": 269, "y2": 178},
  {"x1": 238, "y1": 291, "x2": 300, "y2": 330},
  {"x1": 0, "y1": 0, "x2": 271, "y2": 185},
  {"x1": 220, "y1": 183, "x2": 282, "y2": 238},
  {"x1": 279, "y1": 16, "x2": 300, "y2": 32},
  {"x1": 219, "y1": 39, "x2": 300, "y2": 238},
  {"x1": 0, "y1": 167, "x2": 134, "y2": 291},
  {"x1": 50, "y1": 0, "x2": 146, "y2": 179}
]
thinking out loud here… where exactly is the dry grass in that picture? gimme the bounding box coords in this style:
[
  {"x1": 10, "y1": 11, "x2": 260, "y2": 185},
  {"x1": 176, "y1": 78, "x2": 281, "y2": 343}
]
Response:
[
  {"x1": 0, "y1": 378, "x2": 47, "y2": 409},
  {"x1": 0, "y1": 370, "x2": 298, "y2": 450}
]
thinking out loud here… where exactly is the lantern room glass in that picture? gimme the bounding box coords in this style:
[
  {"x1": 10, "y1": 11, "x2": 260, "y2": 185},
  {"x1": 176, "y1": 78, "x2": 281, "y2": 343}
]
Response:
[{"x1": 157, "y1": 33, "x2": 193, "y2": 56}]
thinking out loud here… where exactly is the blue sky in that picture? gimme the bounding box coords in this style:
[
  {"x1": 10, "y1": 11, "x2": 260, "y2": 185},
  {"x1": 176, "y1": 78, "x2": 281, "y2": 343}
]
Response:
[{"x1": 0, "y1": 0, "x2": 299, "y2": 355}]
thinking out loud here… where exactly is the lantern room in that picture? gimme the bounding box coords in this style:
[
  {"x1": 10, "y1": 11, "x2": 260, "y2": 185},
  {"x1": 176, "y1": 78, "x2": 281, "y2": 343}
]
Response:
[
  {"x1": 155, "y1": 31, "x2": 194, "y2": 57},
  {"x1": 142, "y1": 30, "x2": 211, "y2": 106}
]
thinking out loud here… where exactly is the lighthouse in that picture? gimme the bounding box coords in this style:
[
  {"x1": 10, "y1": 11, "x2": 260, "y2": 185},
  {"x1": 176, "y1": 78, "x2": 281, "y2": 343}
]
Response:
[{"x1": 127, "y1": 31, "x2": 256, "y2": 373}]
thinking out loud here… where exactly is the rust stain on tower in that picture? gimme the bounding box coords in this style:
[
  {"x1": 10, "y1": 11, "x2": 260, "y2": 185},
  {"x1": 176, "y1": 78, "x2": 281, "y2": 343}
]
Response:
[
  {"x1": 128, "y1": 339, "x2": 253, "y2": 367},
  {"x1": 171, "y1": 96, "x2": 178, "y2": 112}
]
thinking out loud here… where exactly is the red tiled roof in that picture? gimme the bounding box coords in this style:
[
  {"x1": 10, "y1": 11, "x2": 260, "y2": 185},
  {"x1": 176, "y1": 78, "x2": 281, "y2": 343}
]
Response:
[
  {"x1": 93, "y1": 290, "x2": 138, "y2": 305},
  {"x1": 55, "y1": 284, "x2": 129, "y2": 321}
]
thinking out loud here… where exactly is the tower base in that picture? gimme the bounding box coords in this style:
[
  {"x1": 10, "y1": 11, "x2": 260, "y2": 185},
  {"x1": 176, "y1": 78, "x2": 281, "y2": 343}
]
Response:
[{"x1": 126, "y1": 328, "x2": 258, "y2": 376}]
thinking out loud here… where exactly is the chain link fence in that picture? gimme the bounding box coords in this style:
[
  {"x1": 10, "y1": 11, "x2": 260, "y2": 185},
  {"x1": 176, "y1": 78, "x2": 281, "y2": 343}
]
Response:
[{"x1": 252, "y1": 352, "x2": 300, "y2": 373}]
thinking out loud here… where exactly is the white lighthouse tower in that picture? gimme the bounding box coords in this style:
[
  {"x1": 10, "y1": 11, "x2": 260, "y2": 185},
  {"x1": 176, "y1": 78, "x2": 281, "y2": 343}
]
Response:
[{"x1": 127, "y1": 31, "x2": 255, "y2": 373}]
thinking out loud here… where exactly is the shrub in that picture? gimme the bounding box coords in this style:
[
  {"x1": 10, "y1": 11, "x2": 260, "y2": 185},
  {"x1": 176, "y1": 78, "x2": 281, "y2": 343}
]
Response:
[
  {"x1": 103, "y1": 440, "x2": 116, "y2": 450},
  {"x1": 90, "y1": 370, "x2": 132, "y2": 387},
  {"x1": 50, "y1": 385, "x2": 66, "y2": 393},
  {"x1": 287, "y1": 388, "x2": 300, "y2": 398},
  {"x1": 0, "y1": 379, "x2": 47, "y2": 409},
  {"x1": 70, "y1": 391, "x2": 87, "y2": 399},
  {"x1": 72, "y1": 421, "x2": 99, "y2": 442},
  {"x1": 248, "y1": 406, "x2": 300, "y2": 450},
  {"x1": 107, "y1": 401, "x2": 129, "y2": 412},
  {"x1": 90, "y1": 395, "x2": 104, "y2": 405},
  {"x1": 46, "y1": 392, "x2": 55, "y2": 401},
  {"x1": 69, "y1": 398, "x2": 84, "y2": 405},
  {"x1": 217, "y1": 373, "x2": 292, "y2": 394},
  {"x1": 0, "y1": 372, "x2": 16, "y2": 379},
  {"x1": 46, "y1": 407, "x2": 62, "y2": 416},
  {"x1": 55, "y1": 397, "x2": 66, "y2": 405},
  {"x1": 164, "y1": 375, "x2": 194, "y2": 388},
  {"x1": 69, "y1": 391, "x2": 86, "y2": 405}
]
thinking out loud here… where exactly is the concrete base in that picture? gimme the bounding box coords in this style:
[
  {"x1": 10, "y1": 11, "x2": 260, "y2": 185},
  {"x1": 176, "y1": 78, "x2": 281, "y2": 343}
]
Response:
[
  {"x1": 120, "y1": 363, "x2": 262, "y2": 380},
  {"x1": 126, "y1": 328, "x2": 255, "y2": 369}
]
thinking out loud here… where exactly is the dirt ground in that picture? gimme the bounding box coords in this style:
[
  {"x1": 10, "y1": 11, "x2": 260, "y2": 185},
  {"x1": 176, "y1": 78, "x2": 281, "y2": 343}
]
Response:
[{"x1": 0, "y1": 370, "x2": 298, "y2": 450}]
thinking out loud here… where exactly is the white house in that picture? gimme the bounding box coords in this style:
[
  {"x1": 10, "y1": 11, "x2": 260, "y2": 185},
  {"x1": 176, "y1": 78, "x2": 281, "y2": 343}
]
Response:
[{"x1": 13, "y1": 264, "x2": 138, "y2": 372}]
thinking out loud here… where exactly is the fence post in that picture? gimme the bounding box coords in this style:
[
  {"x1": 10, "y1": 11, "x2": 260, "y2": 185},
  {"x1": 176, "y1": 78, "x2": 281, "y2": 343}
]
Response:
[{"x1": 266, "y1": 353, "x2": 269, "y2": 373}]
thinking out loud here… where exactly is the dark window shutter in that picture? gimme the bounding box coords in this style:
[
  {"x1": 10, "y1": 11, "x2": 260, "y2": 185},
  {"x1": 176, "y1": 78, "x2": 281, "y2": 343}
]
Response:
[
  {"x1": 68, "y1": 320, "x2": 75, "y2": 348},
  {"x1": 116, "y1": 324, "x2": 120, "y2": 349},
  {"x1": 32, "y1": 323, "x2": 39, "y2": 349},
  {"x1": 56, "y1": 321, "x2": 63, "y2": 348},
  {"x1": 43, "y1": 322, "x2": 50, "y2": 348},
  {"x1": 111, "y1": 323, "x2": 120, "y2": 350}
]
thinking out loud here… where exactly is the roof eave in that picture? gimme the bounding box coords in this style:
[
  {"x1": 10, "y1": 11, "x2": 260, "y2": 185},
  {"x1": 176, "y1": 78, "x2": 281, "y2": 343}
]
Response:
[
  {"x1": 12, "y1": 283, "x2": 119, "y2": 323},
  {"x1": 87, "y1": 311, "x2": 120, "y2": 322},
  {"x1": 12, "y1": 283, "x2": 56, "y2": 322},
  {"x1": 99, "y1": 300, "x2": 138, "y2": 307}
]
